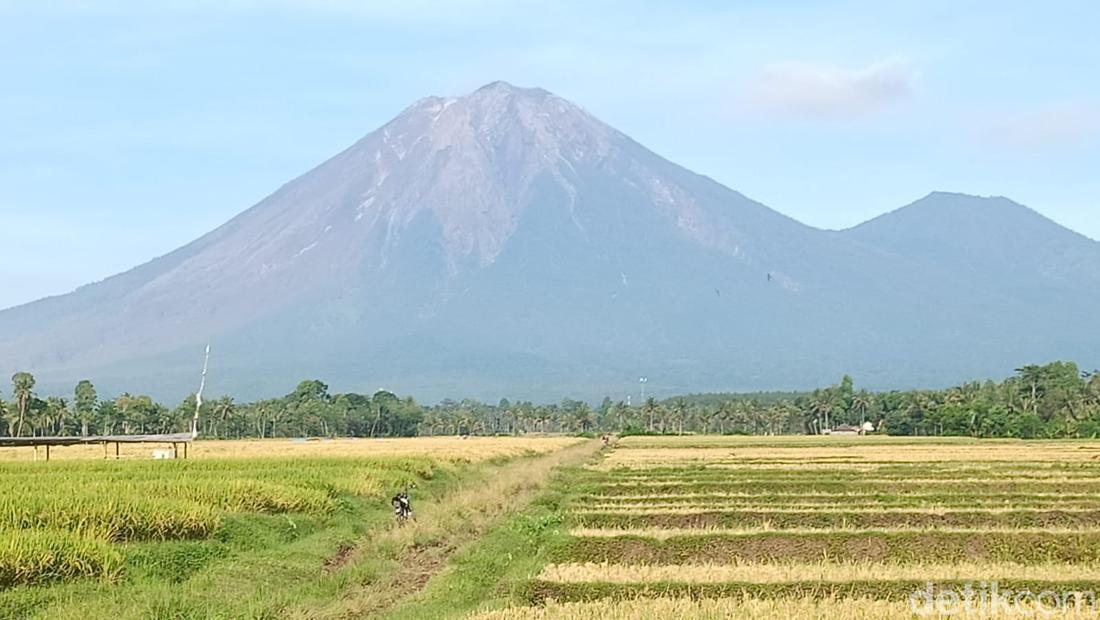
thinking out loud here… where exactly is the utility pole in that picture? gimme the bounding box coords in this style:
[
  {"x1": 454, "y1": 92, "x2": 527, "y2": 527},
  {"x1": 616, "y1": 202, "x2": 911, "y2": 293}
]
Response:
[
  {"x1": 192, "y1": 345, "x2": 210, "y2": 439},
  {"x1": 639, "y1": 377, "x2": 648, "y2": 403}
]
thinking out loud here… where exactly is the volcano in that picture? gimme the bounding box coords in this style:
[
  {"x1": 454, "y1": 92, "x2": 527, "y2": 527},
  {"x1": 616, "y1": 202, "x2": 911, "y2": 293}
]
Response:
[{"x1": 3, "y1": 82, "x2": 1098, "y2": 400}]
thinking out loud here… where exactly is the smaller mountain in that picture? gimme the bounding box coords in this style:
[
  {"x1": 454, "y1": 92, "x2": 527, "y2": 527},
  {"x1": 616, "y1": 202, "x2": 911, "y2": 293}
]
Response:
[
  {"x1": 837, "y1": 192, "x2": 1100, "y2": 382},
  {"x1": 842, "y1": 192, "x2": 1100, "y2": 289}
]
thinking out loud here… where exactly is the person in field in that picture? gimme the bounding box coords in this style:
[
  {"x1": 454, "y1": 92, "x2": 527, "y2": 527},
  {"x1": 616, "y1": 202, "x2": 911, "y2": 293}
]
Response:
[{"x1": 391, "y1": 489, "x2": 413, "y2": 522}]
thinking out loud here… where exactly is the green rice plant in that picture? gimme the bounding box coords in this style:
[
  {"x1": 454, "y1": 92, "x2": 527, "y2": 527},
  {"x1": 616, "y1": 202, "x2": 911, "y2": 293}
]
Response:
[
  {"x1": 0, "y1": 529, "x2": 123, "y2": 587},
  {"x1": 0, "y1": 493, "x2": 221, "y2": 541},
  {"x1": 0, "y1": 456, "x2": 447, "y2": 543}
]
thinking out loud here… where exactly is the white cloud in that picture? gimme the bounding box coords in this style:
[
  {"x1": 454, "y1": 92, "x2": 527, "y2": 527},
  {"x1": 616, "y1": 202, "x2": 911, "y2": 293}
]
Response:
[
  {"x1": 747, "y1": 57, "x2": 916, "y2": 120},
  {"x1": 978, "y1": 103, "x2": 1099, "y2": 151}
]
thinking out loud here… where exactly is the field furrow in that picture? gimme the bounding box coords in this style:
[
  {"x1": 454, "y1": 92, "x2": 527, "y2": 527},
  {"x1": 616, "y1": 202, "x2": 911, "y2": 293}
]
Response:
[{"x1": 477, "y1": 436, "x2": 1100, "y2": 618}]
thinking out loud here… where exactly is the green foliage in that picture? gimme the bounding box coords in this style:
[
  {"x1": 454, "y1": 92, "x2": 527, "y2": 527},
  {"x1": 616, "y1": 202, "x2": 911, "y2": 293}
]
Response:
[
  {"x1": 73, "y1": 380, "x2": 97, "y2": 437},
  {"x1": 5, "y1": 360, "x2": 1099, "y2": 440},
  {"x1": 513, "y1": 513, "x2": 565, "y2": 542},
  {"x1": 11, "y1": 371, "x2": 36, "y2": 437},
  {"x1": 644, "y1": 361, "x2": 1100, "y2": 439}
]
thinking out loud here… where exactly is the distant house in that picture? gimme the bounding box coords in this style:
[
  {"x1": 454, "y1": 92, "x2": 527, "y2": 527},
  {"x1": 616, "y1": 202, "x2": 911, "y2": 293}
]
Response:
[{"x1": 831, "y1": 424, "x2": 862, "y2": 436}]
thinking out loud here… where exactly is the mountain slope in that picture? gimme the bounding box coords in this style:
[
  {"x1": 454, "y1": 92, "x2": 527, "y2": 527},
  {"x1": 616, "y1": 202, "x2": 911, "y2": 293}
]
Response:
[
  {"x1": 836, "y1": 191, "x2": 1100, "y2": 383},
  {"x1": 2, "y1": 83, "x2": 1098, "y2": 401},
  {"x1": 843, "y1": 192, "x2": 1100, "y2": 287}
]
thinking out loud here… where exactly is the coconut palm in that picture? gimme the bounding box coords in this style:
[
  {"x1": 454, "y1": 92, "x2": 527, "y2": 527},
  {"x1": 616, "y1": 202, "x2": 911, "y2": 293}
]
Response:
[
  {"x1": 11, "y1": 372, "x2": 35, "y2": 437},
  {"x1": 809, "y1": 392, "x2": 835, "y2": 434},
  {"x1": 641, "y1": 398, "x2": 660, "y2": 433},
  {"x1": 212, "y1": 396, "x2": 236, "y2": 439},
  {"x1": 671, "y1": 398, "x2": 688, "y2": 435},
  {"x1": 851, "y1": 390, "x2": 873, "y2": 425}
]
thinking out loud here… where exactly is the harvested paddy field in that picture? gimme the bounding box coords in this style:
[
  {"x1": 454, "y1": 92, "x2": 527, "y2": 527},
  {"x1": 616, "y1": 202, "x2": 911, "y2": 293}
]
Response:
[
  {"x1": 465, "y1": 436, "x2": 1100, "y2": 619},
  {"x1": 464, "y1": 597, "x2": 1097, "y2": 620}
]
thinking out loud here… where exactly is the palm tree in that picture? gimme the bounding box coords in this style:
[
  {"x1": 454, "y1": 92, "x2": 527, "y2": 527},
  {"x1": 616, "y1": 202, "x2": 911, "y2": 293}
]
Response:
[
  {"x1": 727, "y1": 401, "x2": 749, "y2": 434},
  {"x1": 852, "y1": 390, "x2": 873, "y2": 426},
  {"x1": 74, "y1": 380, "x2": 97, "y2": 437},
  {"x1": 642, "y1": 398, "x2": 660, "y2": 433},
  {"x1": 671, "y1": 399, "x2": 688, "y2": 435},
  {"x1": 573, "y1": 403, "x2": 595, "y2": 433},
  {"x1": 12, "y1": 372, "x2": 35, "y2": 437},
  {"x1": 614, "y1": 401, "x2": 629, "y2": 433},
  {"x1": 213, "y1": 397, "x2": 236, "y2": 439},
  {"x1": 766, "y1": 403, "x2": 791, "y2": 435},
  {"x1": 702, "y1": 407, "x2": 722, "y2": 435},
  {"x1": 1086, "y1": 372, "x2": 1100, "y2": 411},
  {"x1": 1016, "y1": 365, "x2": 1045, "y2": 416},
  {"x1": 717, "y1": 401, "x2": 735, "y2": 434},
  {"x1": 45, "y1": 396, "x2": 69, "y2": 435},
  {"x1": 906, "y1": 392, "x2": 937, "y2": 435},
  {"x1": 746, "y1": 400, "x2": 766, "y2": 435},
  {"x1": 810, "y1": 392, "x2": 835, "y2": 434}
]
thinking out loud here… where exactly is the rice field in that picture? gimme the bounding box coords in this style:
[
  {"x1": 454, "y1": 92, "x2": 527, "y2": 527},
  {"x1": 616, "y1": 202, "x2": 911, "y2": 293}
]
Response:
[
  {"x1": 477, "y1": 436, "x2": 1100, "y2": 618},
  {"x1": 0, "y1": 436, "x2": 579, "y2": 589},
  {"x1": 12, "y1": 434, "x2": 1100, "y2": 617},
  {"x1": 465, "y1": 597, "x2": 1099, "y2": 620},
  {"x1": 0, "y1": 436, "x2": 579, "y2": 462}
]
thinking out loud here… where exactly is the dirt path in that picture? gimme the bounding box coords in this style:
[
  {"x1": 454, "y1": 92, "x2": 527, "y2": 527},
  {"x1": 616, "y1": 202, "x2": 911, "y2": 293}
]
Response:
[{"x1": 298, "y1": 438, "x2": 602, "y2": 619}]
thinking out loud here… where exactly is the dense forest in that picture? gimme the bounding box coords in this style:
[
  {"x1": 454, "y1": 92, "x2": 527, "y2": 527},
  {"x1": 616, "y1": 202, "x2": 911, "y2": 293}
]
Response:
[{"x1": 2, "y1": 361, "x2": 1099, "y2": 439}]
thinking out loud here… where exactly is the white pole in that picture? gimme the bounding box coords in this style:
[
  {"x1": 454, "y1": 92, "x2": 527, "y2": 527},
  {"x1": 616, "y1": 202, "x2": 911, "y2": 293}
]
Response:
[{"x1": 192, "y1": 345, "x2": 210, "y2": 439}]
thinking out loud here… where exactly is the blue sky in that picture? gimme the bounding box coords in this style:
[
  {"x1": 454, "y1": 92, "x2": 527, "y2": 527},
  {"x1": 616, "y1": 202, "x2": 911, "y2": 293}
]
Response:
[{"x1": 1, "y1": 1, "x2": 1097, "y2": 309}]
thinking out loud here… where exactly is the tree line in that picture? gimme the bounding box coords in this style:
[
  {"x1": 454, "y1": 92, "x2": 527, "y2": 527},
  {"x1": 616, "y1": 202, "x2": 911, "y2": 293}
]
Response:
[
  {"x1": 2, "y1": 361, "x2": 1099, "y2": 439},
  {"x1": 657, "y1": 361, "x2": 1100, "y2": 438}
]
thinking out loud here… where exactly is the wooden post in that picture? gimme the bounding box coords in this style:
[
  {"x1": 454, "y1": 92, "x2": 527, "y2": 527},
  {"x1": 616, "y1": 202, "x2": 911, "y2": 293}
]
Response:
[
  {"x1": 45, "y1": 445, "x2": 50, "y2": 462},
  {"x1": 183, "y1": 442, "x2": 189, "y2": 460},
  {"x1": 103, "y1": 441, "x2": 109, "y2": 460},
  {"x1": 114, "y1": 442, "x2": 120, "y2": 459}
]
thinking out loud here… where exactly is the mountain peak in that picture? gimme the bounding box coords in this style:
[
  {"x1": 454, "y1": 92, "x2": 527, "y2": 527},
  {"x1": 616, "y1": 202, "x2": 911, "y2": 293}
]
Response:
[
  {"x1": 471, "y1": 80, "x2": 548, "y2": 97},
  {"x1": 396, "y1": 81, "x2": 599, "y2": 142},
  {"x1": 235, "y1": 80, "x2": 628, "y2": 277},
  {"x1": 918, "y1": 191, "x2": 1014, "y2": 207},
  {"x1": 406, "y1": 81, "x2": 556, "y2": 116},
  {"x1": 843, "y1": 190, "x2": 1100, "y2": 286},
  {"x1": 850, "y1": 192, "x2": 1033, "y2": 231},
  {"x1": 924, "y1": 190, "x2": 985, "y2": 199}
]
